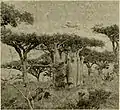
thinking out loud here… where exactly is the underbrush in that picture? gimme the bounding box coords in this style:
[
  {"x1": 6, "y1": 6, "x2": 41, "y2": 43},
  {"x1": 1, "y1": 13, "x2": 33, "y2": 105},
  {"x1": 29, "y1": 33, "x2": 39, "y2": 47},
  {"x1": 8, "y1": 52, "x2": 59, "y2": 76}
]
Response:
[
  {"x1": 1, "y1": 65, "x2": 119, "y2": 109},
  {"x1": 1, "y1": 80, "x2": 119, "y2": 109},
  {"x1": 56, "y1": 89, "x2": 112, "y2": 109}
]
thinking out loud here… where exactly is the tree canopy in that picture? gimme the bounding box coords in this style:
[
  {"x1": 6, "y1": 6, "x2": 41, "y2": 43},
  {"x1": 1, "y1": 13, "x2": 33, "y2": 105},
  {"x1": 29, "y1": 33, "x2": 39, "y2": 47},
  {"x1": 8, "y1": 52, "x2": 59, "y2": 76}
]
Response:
[
  {"x1": 92, "y1": 24, "x2": 119, "y2": 57},
  {"x1": 1, "y1": 2, "x2": 34, "y2": 27},
  {"x1": 80, "y1": 48, "x2": 115, "y2": 64}
]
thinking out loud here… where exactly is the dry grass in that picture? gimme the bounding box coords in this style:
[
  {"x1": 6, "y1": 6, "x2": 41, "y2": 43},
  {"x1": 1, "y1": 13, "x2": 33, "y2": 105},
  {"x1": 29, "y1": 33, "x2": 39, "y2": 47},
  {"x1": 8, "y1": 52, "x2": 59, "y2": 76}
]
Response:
[{"x1": 1, "y1": 66, "x2": 119, "y2": 109}]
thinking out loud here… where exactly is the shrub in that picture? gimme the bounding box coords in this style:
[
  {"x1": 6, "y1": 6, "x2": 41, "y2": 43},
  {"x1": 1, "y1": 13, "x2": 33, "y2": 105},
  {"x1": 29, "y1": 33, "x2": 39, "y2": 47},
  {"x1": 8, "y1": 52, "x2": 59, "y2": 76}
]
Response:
[{"x1": 58, "y1": 89, "x2": 111, "y2": 109}]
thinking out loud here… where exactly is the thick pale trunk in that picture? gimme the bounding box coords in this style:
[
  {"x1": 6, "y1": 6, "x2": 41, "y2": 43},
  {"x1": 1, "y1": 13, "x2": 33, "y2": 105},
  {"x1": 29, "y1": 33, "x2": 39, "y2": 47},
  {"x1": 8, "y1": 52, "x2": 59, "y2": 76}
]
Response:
[
  {"x1": 112, "y1": 41, "x2": 119, "y2": 72},
  {"x1": 66, "y1": 55, "x2": 72, "y2": 84},
  {"x1": 76, "y1": 48, "x2": 84, "y2": 86}
]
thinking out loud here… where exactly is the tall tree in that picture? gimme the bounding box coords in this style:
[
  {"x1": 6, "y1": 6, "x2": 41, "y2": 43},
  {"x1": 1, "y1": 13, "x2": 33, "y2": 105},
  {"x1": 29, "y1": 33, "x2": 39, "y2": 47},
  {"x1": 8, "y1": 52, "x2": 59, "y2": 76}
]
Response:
[
  {"x1": 35, "y1": 33, "x2": 104, "y2": 86},
  {"x1": 57, "y1": 35, "x2": 104, "y2": 86},
  {"x1": 1, "y1": 2, "x2": 34, "y2": 86},
  {"x1": 92, "y1": 24, "x2": 119, "y2": 64},
  {"x1": 80, "y1": 48, "x2": 95, "y2": 76},
  {"x1": 1, "y1": 2, "x2": 33, "y2": 28},
  {"x1": 1, "y1": 30, "x2": 44, "y2": 86}
]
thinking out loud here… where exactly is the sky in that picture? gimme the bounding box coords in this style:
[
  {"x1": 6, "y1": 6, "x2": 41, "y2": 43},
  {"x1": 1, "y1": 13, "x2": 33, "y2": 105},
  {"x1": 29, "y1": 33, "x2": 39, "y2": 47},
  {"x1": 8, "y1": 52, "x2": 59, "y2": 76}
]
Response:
[{"x1": 1, "y1": 1, "x2": 119, "y2": 64}]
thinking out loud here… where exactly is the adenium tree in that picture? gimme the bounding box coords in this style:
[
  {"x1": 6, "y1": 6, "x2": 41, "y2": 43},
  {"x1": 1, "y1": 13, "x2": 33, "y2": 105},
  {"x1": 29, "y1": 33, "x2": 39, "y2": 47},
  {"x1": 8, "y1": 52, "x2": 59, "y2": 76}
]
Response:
[{"x1": 54, "y1": 34, "x2": 105, "y2": 86}]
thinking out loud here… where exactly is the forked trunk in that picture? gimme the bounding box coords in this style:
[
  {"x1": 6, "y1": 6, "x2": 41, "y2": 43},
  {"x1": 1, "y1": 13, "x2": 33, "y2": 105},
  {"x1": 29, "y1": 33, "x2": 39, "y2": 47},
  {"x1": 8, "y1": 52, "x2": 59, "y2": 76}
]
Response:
[{"x1": 37, "y1": 74, "x2": 40, "y2": 82}]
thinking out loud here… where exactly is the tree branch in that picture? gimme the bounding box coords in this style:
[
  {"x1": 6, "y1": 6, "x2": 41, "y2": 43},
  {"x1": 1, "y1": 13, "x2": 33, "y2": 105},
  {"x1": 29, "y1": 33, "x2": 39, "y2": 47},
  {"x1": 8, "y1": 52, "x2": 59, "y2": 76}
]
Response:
[
  {"x1": 25, "y1": 43, "x2": 39, "y2": 54},
  {"x1": 2, "y1": 79, "x2": 33, "y2": 110},
  {"x1": 10, "y1": 84, "x2": 33, "y2": 110},
  {"x1": 14, "y1": 46, "x2": 23, "y2": 60}
]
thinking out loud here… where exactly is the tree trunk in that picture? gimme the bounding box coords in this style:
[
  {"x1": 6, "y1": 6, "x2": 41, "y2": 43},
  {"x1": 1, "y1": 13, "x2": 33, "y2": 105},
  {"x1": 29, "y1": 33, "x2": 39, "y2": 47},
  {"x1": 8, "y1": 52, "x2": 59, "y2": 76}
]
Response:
[
  {"x1": 65, "y1": 53, "x2": 68, "y2": 64},
  {"x1": 66, "y1": 56, "x2": 72, "y2": 85},
  {"x1": 76, "y1": 58, "x2": 79, "y2": 86},
  {"x1": 50, "y1": 51, "x2": 54, "y2": 63},
  {"x1": 76, "y1": 49, "x2": 84, "y2": 86},
  {"x1": 37, "y1": 74, "x2": 40, "y2": 82},
  {"x1": 111, "y1": 41, "x2": 119, "y2": 74},
  {"x1": 86, "y1": 63, "x2": 92, "y2": 76},
  {"x1": 58, "y1": 50, "x2": 62, "y2": 60},
  {"x1": 21, "y1": 54, "x2": 28, "y2": 87},
  {"x1": 54, "y1": 43, "x2": 61, "y2": 63},
  {"x1": 88, "y1": 67, "x2": 92, "y2": 76},
  {"x1": 112, "y1": 41, "x2": 119, "y2": 67},
  {"x1": 98, "y1": 68, "x2": 102, "y2": 75}
]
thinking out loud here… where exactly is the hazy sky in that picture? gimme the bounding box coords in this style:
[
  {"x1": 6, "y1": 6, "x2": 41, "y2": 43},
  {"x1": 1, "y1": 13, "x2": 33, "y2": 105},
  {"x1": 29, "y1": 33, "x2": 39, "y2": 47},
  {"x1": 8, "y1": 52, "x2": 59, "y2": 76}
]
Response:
[
  {"x1": 1, "y1": 1, "x2": 119, "y2": 64},
  {"x1": 7, "y1": 1, "x2": 119, "y2": 47},
  {"x1": 7, "y1": 1, "x2": 118, "y2": 33}
]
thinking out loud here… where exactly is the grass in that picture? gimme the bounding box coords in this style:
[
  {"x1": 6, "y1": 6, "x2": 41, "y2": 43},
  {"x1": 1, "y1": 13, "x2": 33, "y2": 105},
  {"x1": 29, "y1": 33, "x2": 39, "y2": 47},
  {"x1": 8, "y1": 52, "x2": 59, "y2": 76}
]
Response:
[
  {"x1": 1, "y1": 68, "x2": 119, "y2": 109},
  {"x1": 1, "y1": 58, "x2": 119, "y2": 109}
]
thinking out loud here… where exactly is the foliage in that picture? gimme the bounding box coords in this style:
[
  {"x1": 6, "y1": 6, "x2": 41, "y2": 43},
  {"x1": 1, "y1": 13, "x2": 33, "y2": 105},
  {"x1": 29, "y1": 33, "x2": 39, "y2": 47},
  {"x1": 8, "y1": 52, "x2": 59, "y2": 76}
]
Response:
[
  {"x1": 1, "y1": 31, "x2": 43, "y2": 58},
  {"x1": 35, "y1": 33, "x2": 105, "y2": 63},
  {"x1": 1, "y1": 2, "x2": 34, "y2": 27},
  {"x1": 58, "y1": 34, "x2": 105, "y2": 53},
  {"x1": 28, "y1": 53, "x2": 52, "y2": 65},
  {"x1": 92, "y1": 24, "x2": 119, "y2": 65},
  {"x1": 92, "y1": 24, "x2": 119, "y2": 42},
  {"x1": 82, "y1": 48, "x2": 115, "y2": 64},
  {"x1": 56, "y1": 89, "x2": 111, "y2": 109},
  {"x1": 1, "y1": 74, "x2": 118, "y2": 109},
  {"x1": 78, "y1": 48, "x2": 115, "y2": 75},
  {"x1": 1, "y1": 53, "x2": 52, "y2": 80},
  {"x1": 76, "y1": 89, "x2": 111, "y2": 109}
]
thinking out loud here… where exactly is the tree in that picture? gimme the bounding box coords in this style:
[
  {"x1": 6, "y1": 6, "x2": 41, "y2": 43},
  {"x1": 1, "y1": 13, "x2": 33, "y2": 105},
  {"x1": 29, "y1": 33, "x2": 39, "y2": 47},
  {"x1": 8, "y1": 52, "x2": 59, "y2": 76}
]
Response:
[
  {"x1": 57, "y1": 35, "x2": 105, "y2": 86},
  {"x1": 80, "y1": 48, "x2": 115, "y2": 77},
  {"x1": 1, "y1": 2, "x2": 34, "y2": 86},
  {"x1": 34, "y1": 33, "x2": 104, "y2": 86},
  {"x1": 1, "y1": 54, "x2": 52, "y2": 82},
  {"x1": 1, "y1": 2, "x2": 33, "y2": 28},
  {"x1": 92, "y1": 24, "x2": 119, "y2": 64},
  {"x1": 28, "y1": 64, "x2": 51, "y2": 82},
  {"x1": 83, "y1": 49, "x2": 115, "y2": 80},
  {"x1": 1, "y1": 30, "x2": 45, "y2": 86},
  {"x1": 27, "y1": 53, "x2": 52, "y2": 81},
  {"x1": 65, "y1": 36, "x2": 104, "y2": 84},
  {"x1": 80, "y1": 48, "x2": 95, "y2": 76}
]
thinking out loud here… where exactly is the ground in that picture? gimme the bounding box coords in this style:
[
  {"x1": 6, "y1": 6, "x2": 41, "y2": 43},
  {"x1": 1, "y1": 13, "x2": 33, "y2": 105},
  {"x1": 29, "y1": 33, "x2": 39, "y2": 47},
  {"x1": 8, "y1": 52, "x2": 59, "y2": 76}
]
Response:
[{"x1": 1, "y1": 65, "x2": 119, "y2": 109}]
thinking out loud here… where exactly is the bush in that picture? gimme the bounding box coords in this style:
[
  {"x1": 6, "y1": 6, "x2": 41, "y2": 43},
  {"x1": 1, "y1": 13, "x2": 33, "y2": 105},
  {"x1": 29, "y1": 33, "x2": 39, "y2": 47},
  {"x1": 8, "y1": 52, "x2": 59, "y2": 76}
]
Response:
[{"x1": 58, "y1": 89, "x2": 111, "y2": 109}]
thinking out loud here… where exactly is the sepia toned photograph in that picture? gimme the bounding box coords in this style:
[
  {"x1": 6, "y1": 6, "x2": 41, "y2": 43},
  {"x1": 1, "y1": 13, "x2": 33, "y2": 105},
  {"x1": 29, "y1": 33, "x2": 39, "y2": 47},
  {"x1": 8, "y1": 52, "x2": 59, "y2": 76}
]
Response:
[{"x1": 1, "y1": 1, "x2": 119, "y2": 109}]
